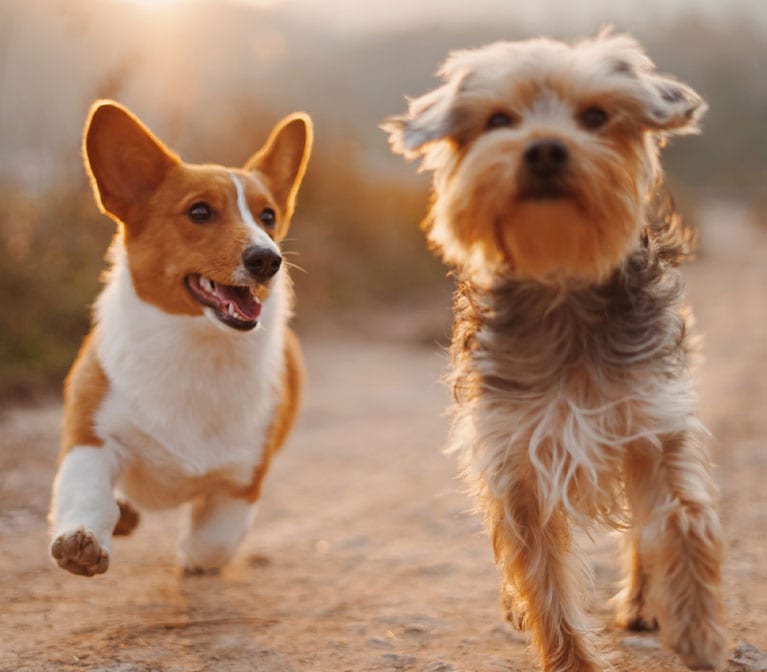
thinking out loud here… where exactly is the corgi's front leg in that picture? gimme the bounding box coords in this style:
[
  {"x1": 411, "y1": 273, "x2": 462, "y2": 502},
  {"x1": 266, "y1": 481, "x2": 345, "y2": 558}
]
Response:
[
  {"x1": 50, "y1": 445, "x2": 120, "y2": 576},
  {"x1": 179, "y1": 492, "x2": 257, "y2": 574}
]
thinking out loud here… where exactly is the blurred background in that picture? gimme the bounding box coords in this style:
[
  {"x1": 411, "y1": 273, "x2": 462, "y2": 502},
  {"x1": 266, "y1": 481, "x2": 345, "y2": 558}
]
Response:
[{"x1": 1, "y1": 0, "x2": 765, "y2": 400}]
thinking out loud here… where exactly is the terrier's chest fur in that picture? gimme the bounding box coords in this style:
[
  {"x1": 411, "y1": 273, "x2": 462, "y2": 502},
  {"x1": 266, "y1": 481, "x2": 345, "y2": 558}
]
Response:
[{"x1": 449, "y1": 224, "x2": 703, "y2": 523}]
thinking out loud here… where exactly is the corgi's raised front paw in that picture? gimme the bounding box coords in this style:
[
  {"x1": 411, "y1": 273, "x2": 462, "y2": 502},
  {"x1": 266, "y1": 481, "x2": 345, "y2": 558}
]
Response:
[{"x1": 51, "y1": 529, "x2": 109, "y2": 577}]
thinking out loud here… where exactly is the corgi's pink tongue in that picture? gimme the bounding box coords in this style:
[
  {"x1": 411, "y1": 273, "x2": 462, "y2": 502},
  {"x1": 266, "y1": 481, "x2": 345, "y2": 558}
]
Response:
[
  {"x1": 214, "y1": 284, "x2": 262, "y2": 320},
  {"x1": 186, "y1": 274, "x2": 263, "y2": 326}
]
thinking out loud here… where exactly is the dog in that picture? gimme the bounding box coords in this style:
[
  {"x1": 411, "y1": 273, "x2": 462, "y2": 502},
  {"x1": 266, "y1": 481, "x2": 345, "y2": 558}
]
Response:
[
  {"x1": 384, "y1": 32, "x2": 726, "y2": 671},
  {"x1": 49, "y1": 100, "x2": 312, "y2": 577}
]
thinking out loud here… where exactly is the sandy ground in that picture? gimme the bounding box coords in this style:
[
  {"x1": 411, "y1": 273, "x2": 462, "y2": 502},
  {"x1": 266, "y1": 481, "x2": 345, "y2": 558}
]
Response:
[{"x1": 1, "y1": 206, "x2": 765, "y2": 672}]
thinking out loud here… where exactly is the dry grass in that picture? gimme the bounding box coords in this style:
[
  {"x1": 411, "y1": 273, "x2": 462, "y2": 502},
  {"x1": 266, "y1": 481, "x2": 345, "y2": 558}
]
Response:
[{"x1": 0, "y1": 128, "x2": 443, "y2": 400}]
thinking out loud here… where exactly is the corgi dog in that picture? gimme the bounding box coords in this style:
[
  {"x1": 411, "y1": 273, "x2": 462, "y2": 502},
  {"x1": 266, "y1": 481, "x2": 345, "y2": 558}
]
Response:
[{"x1": 49, "y1": 100, "x2": 312, "y2": 576}]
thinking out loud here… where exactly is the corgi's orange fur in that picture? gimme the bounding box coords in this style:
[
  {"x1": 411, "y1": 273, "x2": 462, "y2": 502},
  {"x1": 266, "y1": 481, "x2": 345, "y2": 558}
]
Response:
[{"x1": 49, "y1": 100, "x2": 312, "y2": 576}]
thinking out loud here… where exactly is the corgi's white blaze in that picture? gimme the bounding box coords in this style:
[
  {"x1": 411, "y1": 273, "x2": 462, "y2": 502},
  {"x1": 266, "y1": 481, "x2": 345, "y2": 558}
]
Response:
[
  {"x1": 230, "y1": 172, "x2": 280, "y2": 254},
  {"x1": 91, "y1": 242, "x2": 288, "y2": 510}
]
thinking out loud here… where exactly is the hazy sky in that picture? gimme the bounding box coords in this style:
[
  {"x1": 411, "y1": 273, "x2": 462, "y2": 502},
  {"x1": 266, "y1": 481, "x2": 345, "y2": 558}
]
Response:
[{"x1": 258, "y1": 0, "x2": 767, "y2": 34}]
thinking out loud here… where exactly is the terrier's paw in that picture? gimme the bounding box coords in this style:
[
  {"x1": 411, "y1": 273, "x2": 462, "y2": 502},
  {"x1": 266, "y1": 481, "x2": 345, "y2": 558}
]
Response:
[
  {"x1": 501, "y1": 585, "x2": 528, "y2": 631},
  {"x1": 182, "y1": 564, "x2": 221, "y2": 577},
  {"x1": 671, "y1": 624, "x2": 727, "y2": 671},
  {"x1": 51, "y1": 529, "x2": 109, "y2": 577},
  {"x1": 613, "y1": 579, "x2": 659, "y2": 633},
  {"x1": 625, "y1": 614, "x2": 659, "y2": 632},
  {"x1": 615, "y1": 600, "x2": 658, "y2": 632}
]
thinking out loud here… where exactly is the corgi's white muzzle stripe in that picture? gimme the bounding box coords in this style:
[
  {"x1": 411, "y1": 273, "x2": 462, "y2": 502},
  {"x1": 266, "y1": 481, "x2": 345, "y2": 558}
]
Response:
[{"x1": 230, "y1": 173, "x2": 281, "y2": 255}]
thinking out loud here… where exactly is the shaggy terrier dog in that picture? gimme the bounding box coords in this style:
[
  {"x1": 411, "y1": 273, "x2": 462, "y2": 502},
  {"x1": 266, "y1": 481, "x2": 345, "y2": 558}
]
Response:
[{"x1": 384, "y1": 32, "x2": 726, "y2": 672}]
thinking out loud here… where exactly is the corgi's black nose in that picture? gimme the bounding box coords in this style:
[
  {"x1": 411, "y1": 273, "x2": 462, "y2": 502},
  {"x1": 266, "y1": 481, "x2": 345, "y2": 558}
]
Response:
[{"x1": 242, "y1": 246, "x2": 282, "y2": 282}]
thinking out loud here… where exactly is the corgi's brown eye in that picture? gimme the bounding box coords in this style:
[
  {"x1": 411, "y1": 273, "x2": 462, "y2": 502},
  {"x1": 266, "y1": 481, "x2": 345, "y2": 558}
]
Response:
[
  {"x1": 260, "y1": 207, "x2": 276, "y2": 228},
  {"x1": 487, "y1": 112, "x2": 517, "y2": 130},
  {"x1": 188, "y1": 202, "x2": 214, "y2": 223},
  {"x1": 580, "y1": 106, "x2": 608, "y2": 130}
]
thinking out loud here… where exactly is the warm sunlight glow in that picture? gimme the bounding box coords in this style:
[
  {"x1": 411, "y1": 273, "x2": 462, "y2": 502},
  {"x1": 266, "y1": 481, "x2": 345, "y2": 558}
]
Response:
[
  {"x1": 233, "y1": 0, "x2": 286, "y2": 7},
  {"x1": 116, "y1": 0, "x2": 185, "y2": 8},
  {"x1": 111, "y1": 0, "x2": 285, "y2": 8}
]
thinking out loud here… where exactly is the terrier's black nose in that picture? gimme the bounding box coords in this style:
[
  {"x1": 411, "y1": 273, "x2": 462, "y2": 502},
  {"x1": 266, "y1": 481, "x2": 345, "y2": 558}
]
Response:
[
  {"x1": 523, "y1": 140, "x2": 569, "y2": 177},
  {"x1": 242, "y1": 246, "x2": 282, "y2": 282}
]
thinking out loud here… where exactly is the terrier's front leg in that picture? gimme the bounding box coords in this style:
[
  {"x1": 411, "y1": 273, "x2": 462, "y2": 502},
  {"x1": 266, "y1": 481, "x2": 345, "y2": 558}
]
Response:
[
  {"x1": 179, "y1": 492, "x2": 257, "y2": 574},
  {"x1": 614, "y1": 532, "x2": 658, "y2": 632},
  {"x1": 487, "y1": 479, "x2": 603, "y2": 672},
  {"x1": 50, "y1": 445, "x2": 120, "y2": 576},
  {"x1": 615, "y1": 448, "x2": 661, "y2": 632},
  {"x1": 640, "y1": 432, "x2": 727, "y2": 670}
]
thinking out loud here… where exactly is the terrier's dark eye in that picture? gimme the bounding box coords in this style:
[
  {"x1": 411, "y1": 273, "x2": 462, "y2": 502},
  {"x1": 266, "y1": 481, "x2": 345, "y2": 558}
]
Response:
[
  {"x1": 580, "y1": 106, "x2": 608, "y2": 130},
  {"x1": 260, "y1": 207, "x2": 276, "y2": 228},
  {"x1": 188, "y1": 202, "x2": 214, "y2": 224},
  {"x1": 486, "y1": 112, "x2": 516, "y2": 130}
]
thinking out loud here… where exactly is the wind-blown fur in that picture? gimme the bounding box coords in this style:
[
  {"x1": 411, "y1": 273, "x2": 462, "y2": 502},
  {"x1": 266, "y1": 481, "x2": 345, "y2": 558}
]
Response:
[
  {"x1": 450, "y1": 194, "x2": 701, "y2": 526},
  {"x1": 385, "y1": 32, "x2": 726, "y2": 672},
  {"x1": 448, "y1": 197, "x2": 725, "y2": 672}
]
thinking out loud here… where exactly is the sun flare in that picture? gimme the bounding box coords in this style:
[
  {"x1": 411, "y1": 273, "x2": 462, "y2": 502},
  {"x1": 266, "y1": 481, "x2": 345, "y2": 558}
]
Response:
[
  {"x1": 115, "y1": 0, "x2": 185, "y2": 8},
  {"x1": 112, "y1": 0, "x2": 283, "y2": 7}
]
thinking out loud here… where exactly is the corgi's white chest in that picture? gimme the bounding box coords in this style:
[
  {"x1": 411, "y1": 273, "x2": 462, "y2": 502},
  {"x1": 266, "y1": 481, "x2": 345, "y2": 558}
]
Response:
[{"x1": 93, "y1": 249, "x2": 287, "y2": 508}]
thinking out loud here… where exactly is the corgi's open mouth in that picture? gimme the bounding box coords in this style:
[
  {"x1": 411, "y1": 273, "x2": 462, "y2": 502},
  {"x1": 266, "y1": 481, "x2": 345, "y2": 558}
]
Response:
[{"x1": 184, "y1": 274, "x2": 262, "y2": 331}]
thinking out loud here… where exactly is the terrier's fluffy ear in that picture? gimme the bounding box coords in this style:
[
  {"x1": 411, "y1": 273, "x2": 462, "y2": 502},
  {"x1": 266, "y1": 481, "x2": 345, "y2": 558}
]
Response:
[
  {"x1": 635, "y1": 70, "x2": 707, "y2": 134},
  {"x1": 599, "y1": 32, "x2": 707, "y2": 134},
  {"x1": 382, "y1": 74, "x2": 465, "y2": 159}
]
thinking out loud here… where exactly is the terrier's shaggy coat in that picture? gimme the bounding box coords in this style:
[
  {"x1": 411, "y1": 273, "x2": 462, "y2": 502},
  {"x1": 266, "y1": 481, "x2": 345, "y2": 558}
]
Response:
[{"x1": 385, "y1": 32, "x2": 726, "y2": 672}]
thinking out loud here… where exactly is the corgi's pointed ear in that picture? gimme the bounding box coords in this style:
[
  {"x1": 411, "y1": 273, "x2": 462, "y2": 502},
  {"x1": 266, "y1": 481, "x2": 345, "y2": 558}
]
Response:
[
  {"x1": 245, "y1": 113, "x2": 313, "y2": 222},
  {"x1": 83, "y1": 100, "x2": 179, "y2": 227}
]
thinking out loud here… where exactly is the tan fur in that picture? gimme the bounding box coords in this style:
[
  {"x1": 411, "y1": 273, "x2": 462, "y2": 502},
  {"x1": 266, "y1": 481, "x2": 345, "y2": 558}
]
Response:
[
  {"x1": 385, "y1": 32, "x2": 725, "y2": 672},
  {"x1": 60, "y1": 332, "x2": 108, "y2": 460},
  {"x1": 490, "y1": 493, "x2": 600, "y2": 672},
  {"x1": 84, "y1": 104, "x2": 309, "y2": 317},
  {"x1": 50, "y1": 100, "x2": 312, "y2": 576},
  {"x1": 623, "y1": 433, "x2": 726, "y2": 669},
  {"x1": 124, "y1": 166, "x2": 273, "y2": 315},
  {"x1": 83, "y1": 101, "x2": 180, "y2": 232},
  {"x1": 242, "y1": 327, "x2": 304, "y2": 503},
  {"x1": 59, "y1": 330, "x2": 140, "y2": 540},
  {"x1": 423, "y1": 84, "x2": 651, "y2": 284},
  {"x1": 244, "y1": 115, "x2": 314, "y2": 231},
  {"x1": 113, "y1": 500, "x2": 140, "y2": 536}
]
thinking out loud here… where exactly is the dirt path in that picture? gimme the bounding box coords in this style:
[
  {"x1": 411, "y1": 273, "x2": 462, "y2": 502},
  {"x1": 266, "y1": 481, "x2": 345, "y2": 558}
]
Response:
[{"x1": 1, "y1": 208, "x2": 765, "y2": 672}]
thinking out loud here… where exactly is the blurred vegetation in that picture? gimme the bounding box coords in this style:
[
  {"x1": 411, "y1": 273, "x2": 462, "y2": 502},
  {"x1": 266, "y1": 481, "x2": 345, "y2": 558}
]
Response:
[
  {"x1": 0, "y1": 180, "x2": 110, "y2": 400},
  {"x1": 0, "y1": 1, "x2": 765, "y2": 400},
  {"x1": 184, "y1": 101, "x2": 443, "y2": 319},
  {"x1": 0, "y1": 119, "x2": 440, "y2": 401}
]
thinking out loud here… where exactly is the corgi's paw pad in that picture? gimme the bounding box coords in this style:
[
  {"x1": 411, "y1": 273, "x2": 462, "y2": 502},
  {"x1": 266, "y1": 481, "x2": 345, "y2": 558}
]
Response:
[{"x1": 51, "y1": 529, "x2": 109, "y2": 577}]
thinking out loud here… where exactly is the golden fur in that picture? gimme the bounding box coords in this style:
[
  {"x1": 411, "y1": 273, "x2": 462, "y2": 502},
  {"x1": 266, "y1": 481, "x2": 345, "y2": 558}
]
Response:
[
  {"x1": 242, "y1": 327, "x2": 304, "y2": 503},
  {"x1": 60, "y1": 332, "x2": 108, "y2": 455},
  {"x1": 386, "y1": 32, "x2": 726, "y2": 672},
  {"x1": 50, "y1": 100, "x2": 311, "y2": 576},
  {"x1": 84, "y1": 104, "x2": 310, "y2": 317}
]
